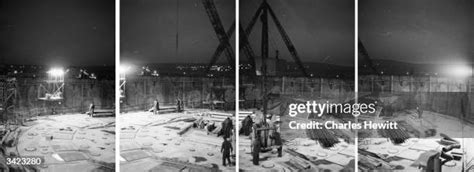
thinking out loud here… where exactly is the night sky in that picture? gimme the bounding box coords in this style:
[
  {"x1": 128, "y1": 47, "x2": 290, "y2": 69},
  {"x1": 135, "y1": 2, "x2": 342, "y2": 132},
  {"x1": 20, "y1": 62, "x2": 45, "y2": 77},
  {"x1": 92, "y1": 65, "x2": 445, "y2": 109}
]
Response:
[
  {"x1": 0, "y1": 0, "x2": 115, "y2": 66},
  {"x1": 120, "y1": 0, "x2": 235, "y2": 65},
  {"x1": 359, "y1": 0, "x2": 473, "y2": 65},
  {"x1": 240, "y1": 0, "x2": 355, "y2": 66},
  {"x1": 5, "y1": 0, "x2": 468, "y2": 67}
]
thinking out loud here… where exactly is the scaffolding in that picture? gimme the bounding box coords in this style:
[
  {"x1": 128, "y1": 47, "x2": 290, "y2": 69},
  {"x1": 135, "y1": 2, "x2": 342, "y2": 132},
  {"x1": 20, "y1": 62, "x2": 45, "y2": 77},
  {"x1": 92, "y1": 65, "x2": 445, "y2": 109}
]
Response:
[
  {"x1": 38, "y1": 68, "x2": 65, "y2": 101},
  {"x1": 120, "y1": 72, "x2": 126, "y2": 99},
  {"x1": 0, "y1": 76, "x2": 17, "y2": 123},
  {"x1": 38, "y1": 72, "x2": 64, "y2": 101}
]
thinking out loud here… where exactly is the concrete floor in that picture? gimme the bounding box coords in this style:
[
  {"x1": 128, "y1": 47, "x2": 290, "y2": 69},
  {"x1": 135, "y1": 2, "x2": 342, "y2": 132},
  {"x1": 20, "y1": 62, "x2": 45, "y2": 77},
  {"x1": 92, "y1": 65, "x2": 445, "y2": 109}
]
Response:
[
  {"x1": 237, "y1": 105, "x2": 356, "y2": 171},
  {"x1": 119, "y1": 110, "x2": 235, "y2": 172},
  {"x1": 358, "y1": 109, "x2": 473, "y2": 171},
  {"x1": 237, "y1": 106, "x2": 355, "y2": 171},
  {"x1": 12, "y1": 114, "x2": 115, "y2": 172},
  {"x1": 359, "y1": 138, "x2": 463, "y2": 171},
  {"x1": 238, "y1": 136, "x2": 355, "y2": 171}
]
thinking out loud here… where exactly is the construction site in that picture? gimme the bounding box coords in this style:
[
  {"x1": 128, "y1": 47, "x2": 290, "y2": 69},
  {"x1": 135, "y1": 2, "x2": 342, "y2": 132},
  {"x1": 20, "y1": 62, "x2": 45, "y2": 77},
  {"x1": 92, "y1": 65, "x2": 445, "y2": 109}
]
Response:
[
  {"x1": 356, "y1": 74, "x2": 474, "y2": 171},
  {"x1": 357, "y1": 35, "x2": 474, "y2": 171},
  {"x1": 238, "y1": 83, "x2": 356, "y2": 171},
  {"x1": 0, "y1": 0, "x2": 116, "y2": 170},
  {"x1": 238, "y1": 0, "x2": 356, "y2": 171},
  {"x1": 356, "y1": 77, "x2": 474, "y2": 171},
  {"x1": 119, "y1": 74, "x2": 236, "y2": 171},
  {"x1": 119, "y1": 0, "x2": 236, "y2": 171},
  {"x1": 0, "y1": 67, "x2": 116, "y2": 171}
]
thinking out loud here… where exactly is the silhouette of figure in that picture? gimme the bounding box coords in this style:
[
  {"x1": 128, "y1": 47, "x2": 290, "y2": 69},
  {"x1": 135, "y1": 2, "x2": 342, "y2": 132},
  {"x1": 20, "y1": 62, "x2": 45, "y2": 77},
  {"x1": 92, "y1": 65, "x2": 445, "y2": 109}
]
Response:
[
  {"x1": 239, "y1": 115, "x2": 253, "y2": 136},
  {"x1": 271, "y1": 131, "x2": 282, "y2": 157},
  {"x1": 221, "y1": 137, "x2": 233, "y2": 166}
]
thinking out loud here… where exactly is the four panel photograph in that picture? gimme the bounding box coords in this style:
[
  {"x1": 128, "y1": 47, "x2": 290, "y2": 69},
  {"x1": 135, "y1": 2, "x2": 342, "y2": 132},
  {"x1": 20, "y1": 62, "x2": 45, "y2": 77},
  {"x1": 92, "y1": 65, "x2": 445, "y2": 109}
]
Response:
[{"x1": 0, "y1": 0, "x2": 473, "y2": 171}]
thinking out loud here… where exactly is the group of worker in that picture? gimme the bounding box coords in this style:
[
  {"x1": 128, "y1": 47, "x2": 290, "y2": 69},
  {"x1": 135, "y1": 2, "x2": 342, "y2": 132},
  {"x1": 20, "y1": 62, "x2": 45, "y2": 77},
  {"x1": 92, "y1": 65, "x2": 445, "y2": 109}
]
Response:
[
  {"x1": 219, "y1": 117, "x2": 234, "y2": 166},
  {"x1": 149, "y1": 98, "x2": 236, "y2": 167},
  {"x1": 194, "y1": 114, "x2": 235, "y2": 167},
  {"x1": 149, "y1": 99, "x2": 184, "y2": 115},
  {"x1": 240, "y1": 114, "x2": 283, "y2": 166}
]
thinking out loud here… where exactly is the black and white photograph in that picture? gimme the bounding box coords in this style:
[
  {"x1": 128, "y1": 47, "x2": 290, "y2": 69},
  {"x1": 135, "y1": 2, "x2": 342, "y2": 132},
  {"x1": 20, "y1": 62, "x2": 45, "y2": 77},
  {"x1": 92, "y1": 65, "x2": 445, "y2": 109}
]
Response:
[
  {"x1": 119, "y1": 0, "x2": 236, "y2": 171},
  {"x1": 238, "y1": 0, "x2": 356, "y2": 171},
  {"x1": 0, "y1": 0, "x2": 116, "y2": 171},
  {"x1": 358, "y1": 0, "x2": 473, "y2": 171},
  {"x1": 4, "y1": 0, "x2": 474, "y2": 171}
]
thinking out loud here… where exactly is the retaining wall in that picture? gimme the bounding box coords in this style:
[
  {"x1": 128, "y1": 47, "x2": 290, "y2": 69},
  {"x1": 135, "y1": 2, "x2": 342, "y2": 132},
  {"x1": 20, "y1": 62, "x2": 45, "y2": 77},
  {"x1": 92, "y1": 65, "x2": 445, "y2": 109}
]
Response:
[
  {"x1": 12, "y1": 78, "x2": 114, "y2": 119},
  {"x1": 120, "y1": 76, "x2": 235, "y2": 111}
]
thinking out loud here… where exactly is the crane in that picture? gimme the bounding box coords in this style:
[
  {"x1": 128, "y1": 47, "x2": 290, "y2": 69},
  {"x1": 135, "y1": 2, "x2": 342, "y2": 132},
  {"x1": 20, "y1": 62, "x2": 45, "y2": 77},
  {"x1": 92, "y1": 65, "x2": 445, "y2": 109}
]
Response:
[
  {"x1": 240, "y1": 1, "x2": 312, "y2": 165},
  {"x1": 241, "y1": 0, "x2": 309, "y2": 77},
  {"x1": 241, "y1": 0, "x2": 312, "y2": 123},
  {"x1": 358, "y1": 39, "x2": 378, "y2": 74},
  {"x1": 201, "y1": 0, "x2": 235, "y2": 72}
]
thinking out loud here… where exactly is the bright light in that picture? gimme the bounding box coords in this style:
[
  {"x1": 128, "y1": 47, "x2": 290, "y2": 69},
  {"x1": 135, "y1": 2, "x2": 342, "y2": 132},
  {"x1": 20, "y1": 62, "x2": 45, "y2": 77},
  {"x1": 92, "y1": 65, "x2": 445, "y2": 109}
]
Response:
[
  {"x1": 119, "y1": 65, "x2": 131, "y2": 74},
  {"x1": 47, "y1": 68, "x2": 65, "y2": 76},
  {"x1": 444, "y1": 64, "x2": 472, "y2": 78}
]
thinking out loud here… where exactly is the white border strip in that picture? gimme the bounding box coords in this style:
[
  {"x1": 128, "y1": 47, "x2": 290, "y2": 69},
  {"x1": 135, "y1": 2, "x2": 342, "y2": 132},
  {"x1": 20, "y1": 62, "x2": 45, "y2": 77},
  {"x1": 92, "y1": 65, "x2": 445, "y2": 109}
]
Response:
[
  {"x1": 354, "y1": 0, "x2": 359, "y2": 171},
  {"x1": 115, "y1": 0, "x2": 120, "y2": 170},
  {"x1": 235, "y1": 0, "x2": 240, "y2": 171}
]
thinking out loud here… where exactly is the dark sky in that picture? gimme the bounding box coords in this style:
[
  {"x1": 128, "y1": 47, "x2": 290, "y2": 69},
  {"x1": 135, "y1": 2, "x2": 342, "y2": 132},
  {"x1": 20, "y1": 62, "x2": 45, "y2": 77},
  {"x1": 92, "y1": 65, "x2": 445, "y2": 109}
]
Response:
[
  {"x1": 360, "y1": 0, "x2": 473, "y2": 64},
  {"x1": 121, "y1": 0, "x2": 235, "y2": 64},
  {"x1": 241, "y1": 0, "x2": 355, "y2": 66},
  {"x1": 0, "y1": 0, "x2": 115, "y2": 66}
]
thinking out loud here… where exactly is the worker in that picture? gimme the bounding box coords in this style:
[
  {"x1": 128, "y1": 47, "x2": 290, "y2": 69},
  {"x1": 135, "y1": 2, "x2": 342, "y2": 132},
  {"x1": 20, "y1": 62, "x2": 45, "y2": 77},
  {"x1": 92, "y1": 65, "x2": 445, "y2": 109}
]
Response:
[
  {"x1": 155, "y1": 100, "x2": 160, "y2": 113},
  {"x1": 205, "y1": 121, "x2": 216, "y2": 135},
  {"x1": 88, "y1": 103, "x2": 95, "y2": 117},
  {"x1": 252, "y1": 125, "x2": 261, "y2": 165},
  {"x1": 416, "y1": 106, "x2": 423, "y2": 119},
  {"x1": 177, "y1": 99, "x2": 182, "y2": 112},
  {"x1": 148, "y1": 99, "x2": 159, "y2": 115},
  {"x1": 239, "y1": 115, "x2": 253, "y2": 136},
  {"x1": 271, "y1": 131, "x2": 282, "y2": 157},
  {"x1": 199, "y1": 119, "x2": 208, "y2": 129},
  {"x1": 153, "y1": 99, "x2": 159, "y2": 115},
  {"x1": 219, "y1": 117, "x2": 233, "y2": 138},
  {"x1": 221, "y1": 137, "x2": 233, "y2": 166}
]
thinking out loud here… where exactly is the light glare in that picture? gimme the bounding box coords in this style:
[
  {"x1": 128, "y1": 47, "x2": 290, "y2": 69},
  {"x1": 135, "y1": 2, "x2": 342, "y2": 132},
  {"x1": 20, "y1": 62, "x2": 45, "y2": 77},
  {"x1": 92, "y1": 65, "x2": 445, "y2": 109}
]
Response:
[
  {"x1": 119, "y1": 65, "x2": 131, "y2": 74},
  {"x1": 444, "y1": 65, "x2": 472, "y2": 78},
  {"x1": 47, "y1": 68, "x2": 65, "y2": 76}
]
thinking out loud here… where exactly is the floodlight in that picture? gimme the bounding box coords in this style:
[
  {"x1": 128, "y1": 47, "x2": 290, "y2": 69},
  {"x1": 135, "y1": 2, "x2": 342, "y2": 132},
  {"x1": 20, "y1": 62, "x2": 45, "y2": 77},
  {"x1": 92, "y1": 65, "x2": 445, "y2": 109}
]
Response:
[
  {"x1": 39, "y1": 67, "x2": 65, "y2": 100},
  {"x1": 444, "y1": 64, "x2": 472, "y2": 78},
  {"x1": 119, "y1": 65, "x2": 131, "y2": 74},
  {"x1": 47, "y1": 68, "x2": 65, "y2": 77}
]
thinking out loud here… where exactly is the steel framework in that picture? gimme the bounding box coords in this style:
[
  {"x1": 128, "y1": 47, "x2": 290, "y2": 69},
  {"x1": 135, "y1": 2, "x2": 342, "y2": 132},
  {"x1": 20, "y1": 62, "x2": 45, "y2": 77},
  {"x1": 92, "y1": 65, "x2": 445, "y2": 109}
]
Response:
[
  {"x1": 38, "y1": 71, "x2": 65, "y2": 101},
  {"x1": 0, "y1": 76, "x2": 17, "y2": 123},
  {"x1": 202, "y1": 0, "x2": 235, "y2": 72},
  {"x1": 241, "y1": 0, "x2": 309, "y2": 77},
  {"x1": 119, "y1": 72, "x2": 126, "y2": 99}
]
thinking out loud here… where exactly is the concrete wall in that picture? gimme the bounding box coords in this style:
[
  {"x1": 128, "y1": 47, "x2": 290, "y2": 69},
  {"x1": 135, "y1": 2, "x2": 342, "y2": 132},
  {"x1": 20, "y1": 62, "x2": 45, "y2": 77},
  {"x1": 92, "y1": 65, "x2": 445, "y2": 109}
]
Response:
[
  {"x1": 359, "y1": 75, "x2": 474, "y2": 121},
  {"x1": 375, "y1": 92, "x2": 471, "y2": 119},
  {"x1": 359, "y1": 75, "x2": 472, "y2": 92},
  {"x1": 14, "y1": 78, "x2": 114, "y2": 118},
  {"x1": 240, "y1": 76, "x2": 354, "y2": 102},
  {"x1": 120, "y1": 76, "x2": 235, "y2": 111}
]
